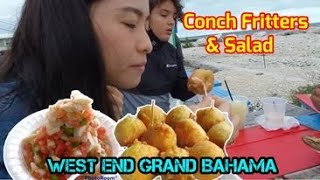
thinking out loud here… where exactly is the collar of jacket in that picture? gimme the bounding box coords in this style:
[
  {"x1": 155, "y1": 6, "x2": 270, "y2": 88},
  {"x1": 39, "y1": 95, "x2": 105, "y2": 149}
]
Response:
[{"x1": 148, "y1": 30, "x2": 166, "y2": 50}]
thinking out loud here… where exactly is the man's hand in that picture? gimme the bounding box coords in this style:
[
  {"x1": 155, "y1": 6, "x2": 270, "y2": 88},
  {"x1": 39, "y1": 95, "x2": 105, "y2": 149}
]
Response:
[{"x1": 311, "y1": 85, "x2": 320, "y2": 111}]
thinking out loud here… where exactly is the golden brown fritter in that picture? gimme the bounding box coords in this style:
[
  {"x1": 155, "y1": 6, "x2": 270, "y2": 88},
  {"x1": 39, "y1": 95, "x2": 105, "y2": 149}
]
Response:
[
  {"x1": 140, "y1": 123, "x2": 177, "y2": 152},
  {"x1": 174, "y1": 119, "x2": 209, "y2": 147},
  {"x1": 160, "y1": 146, "x2": 189, "y2": 158},
  {"x1": 160, "y1": 147, "x2": 195, "y2": 180},
  {"x1": 188, "y1": 141, "x2": 225, "y2": 180},
  {"x1": 207, "y1": 121, "x2": 232, "y2": 148},
  {"x1": 196, "y1": 107, "x2": 225, "y2": 131},
  {"x1": 161, "y1": 173, "x2": 195, "y2": 180},
  {"x1": 120, "y1": 140, "x2": 159, "y2": 180},
  {"x1": 138, "y1": 104, "x2": 166, "y2": 128},
  {"x1": 114, "y1": 115, "x2": 147, "y2": 146},
  {"x1": 187, "y1": 69, "x2": 214, "y2": 95},
  {"x1": 166, "y1": 105, "x2": 194, "y2": 128}
]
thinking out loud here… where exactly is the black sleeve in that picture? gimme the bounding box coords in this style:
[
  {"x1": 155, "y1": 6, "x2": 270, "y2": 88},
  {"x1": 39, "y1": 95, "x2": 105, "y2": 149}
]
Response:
[{"x1": 170, "y1": 37, "x2": 195, "y2": 101}]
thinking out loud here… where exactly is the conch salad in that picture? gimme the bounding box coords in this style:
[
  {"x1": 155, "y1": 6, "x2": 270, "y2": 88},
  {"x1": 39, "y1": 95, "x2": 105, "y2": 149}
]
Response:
[{"x1": 22, "y1": 90, "x2": 112, "y2": 180}]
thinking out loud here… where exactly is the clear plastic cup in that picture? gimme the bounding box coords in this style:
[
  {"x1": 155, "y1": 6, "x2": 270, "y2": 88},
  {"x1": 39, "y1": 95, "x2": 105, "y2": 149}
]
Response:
[
  {"x1": 261, "y1": 97, "x2": 287, "y2": 126},
  {"x1": 223, "y1": 96, "x2": 249, "y2": 128}
]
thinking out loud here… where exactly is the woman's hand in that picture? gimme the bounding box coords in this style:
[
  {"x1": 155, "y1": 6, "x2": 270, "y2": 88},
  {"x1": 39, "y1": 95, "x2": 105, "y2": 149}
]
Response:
[
  {"x1": 106, "y1": 86, "x2": 123, "y2": 119},
  {"x1": 211, "y1": 95, "x2": 230, "y2": 112},
  {"x1": 188, "y1": 95, "x2": 213, "y2": 112},
  {"x1": 188, "y1": 95, "x2": 230, "y2": 113},
  {"x1": 311, "y1": 85, "x2": 320, "y2": 111}
]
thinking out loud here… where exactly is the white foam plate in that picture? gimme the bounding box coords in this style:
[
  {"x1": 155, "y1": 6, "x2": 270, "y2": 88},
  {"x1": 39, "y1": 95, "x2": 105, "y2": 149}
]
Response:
[{"x1": 3, "y1": 109, "x2": 123, "y2": 180}]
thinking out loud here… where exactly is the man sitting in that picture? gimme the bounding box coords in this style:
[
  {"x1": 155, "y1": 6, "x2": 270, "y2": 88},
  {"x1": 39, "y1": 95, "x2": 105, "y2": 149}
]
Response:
[{"x1": 310, "y1": 85, "x2": 320, "y2": 112}]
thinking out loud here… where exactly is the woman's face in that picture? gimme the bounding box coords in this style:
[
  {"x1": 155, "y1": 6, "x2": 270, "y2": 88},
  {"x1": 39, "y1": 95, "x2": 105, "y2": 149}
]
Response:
[
  {"x1": 149, "y1": 0, "x2": 177, "y2": 41},
  {"x1": 90, "y1": 0, "x2": 152, "y2": 89}
]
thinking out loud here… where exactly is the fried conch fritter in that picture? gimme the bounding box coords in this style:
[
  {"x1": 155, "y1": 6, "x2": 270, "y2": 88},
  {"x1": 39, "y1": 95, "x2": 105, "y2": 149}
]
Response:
[
  {"x1": 188, "y1": 141, "x2": 225, "y2": 180},
  {"x1": 196, "y1": 107, "x2": 225, "y2": 131},
  {"x1": 166, "y1": 105, "x2": 194, "y2": 128},
  {"x1": 160, "y1": 146, "x2": 189, "y2": 158},
  {"x1": 140, "y1": 123, "x2": 177, "y2": 152},
  {"x1": 174, "y1": 119, "x2": 209, "y2": 147},
  {"x1": 160, "y1": 147, "x2": 195, "y2": 180},
  {"x1": 187, "y1": 69, "x2": 214, "y2": 95},
  {"x1": 120, "y1": 140, "x2": 159, "y2": 180},
  {"x1": 207, "y1": 121, "x2": 233, "y2": 148},
  {"x1": 114, "y1": 115, "x2": 147, "y2": 146},
  {"x1": 138, "y1": 104, "x2": 166, "y2": 128}
]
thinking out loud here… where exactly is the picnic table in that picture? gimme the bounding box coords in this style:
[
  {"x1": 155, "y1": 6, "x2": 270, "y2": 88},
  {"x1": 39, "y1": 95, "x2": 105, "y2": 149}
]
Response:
[{"x1": 231, "y1": 103, "x2": 320, "y2": 179}]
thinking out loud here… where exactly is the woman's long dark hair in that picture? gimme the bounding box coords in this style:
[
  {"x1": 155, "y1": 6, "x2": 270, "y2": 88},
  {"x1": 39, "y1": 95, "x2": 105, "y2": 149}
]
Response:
[{"x1": 0, "y1": 0, "x2": 116, "y2": 118}]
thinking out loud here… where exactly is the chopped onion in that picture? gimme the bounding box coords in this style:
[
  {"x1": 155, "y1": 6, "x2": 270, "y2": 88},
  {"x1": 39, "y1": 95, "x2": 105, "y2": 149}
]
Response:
[{"x1": 74, "y1": 126, "x2": 87, "y2": 137}]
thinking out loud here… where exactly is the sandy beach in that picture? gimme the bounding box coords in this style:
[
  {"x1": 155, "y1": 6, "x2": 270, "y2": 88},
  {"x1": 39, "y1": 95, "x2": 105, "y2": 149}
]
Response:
[{"x1": 182, "y1": 28, "x2": 320, "y2": 104}]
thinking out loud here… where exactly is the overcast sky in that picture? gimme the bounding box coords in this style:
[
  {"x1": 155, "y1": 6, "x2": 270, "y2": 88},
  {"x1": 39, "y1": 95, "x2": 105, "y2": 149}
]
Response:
[{"x1": 0, "y1": 0, "x2": 320, "y2": 37}]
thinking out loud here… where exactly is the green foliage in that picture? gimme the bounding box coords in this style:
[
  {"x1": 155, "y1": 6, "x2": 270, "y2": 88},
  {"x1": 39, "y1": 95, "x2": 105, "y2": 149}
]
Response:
[
  {"x1": 182, "y1": 37, "x2": 194, "y2": 48},
  {"x1": 290, "y1": 84, "x2": 314, "y2": 106}
]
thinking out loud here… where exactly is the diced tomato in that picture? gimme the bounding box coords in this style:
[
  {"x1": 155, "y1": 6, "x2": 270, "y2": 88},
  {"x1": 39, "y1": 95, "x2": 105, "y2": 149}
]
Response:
[
  {"x1": 55, "y1": 139, "x2": 65, "y2": 146},
  {"x1": 66, "y1": 145, "x2": 74, "y2": 154},
  {"x1": 58, "y1": 174, "x2": 69, "y2": 180},
  {"x1": 68, "y1": 119, "x2": 80, "y2": 127},
  {"x1": 51, "y1": 130, "x2": 64, "y2": 141},
  {"x1": 97, "y1": 127, "x2": 107, "y2": 141},
  {"x1": 67, "y1": 136, "x2": 81, "y2": 144},
  {"x1": 55, "y1": 143, "x2": 67, "y2": 156},
  {"x1": 79, "y1": 141, "x2": 90, "y2": 156},
  {"x1": 31, "y1": 171, "x2": 41, "y2": 179},
  {"x1": 38, "y1": 139, "x2": 46, "y2": 146},
  {"x1": 40, "y1": 145, "x2": 49, "y2": 155}
]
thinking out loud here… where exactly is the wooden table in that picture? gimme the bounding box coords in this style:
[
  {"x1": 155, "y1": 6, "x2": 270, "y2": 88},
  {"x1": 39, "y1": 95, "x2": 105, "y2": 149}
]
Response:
[{"x1": 245, "y1": 103, "x2": 320, "y2": 179}]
